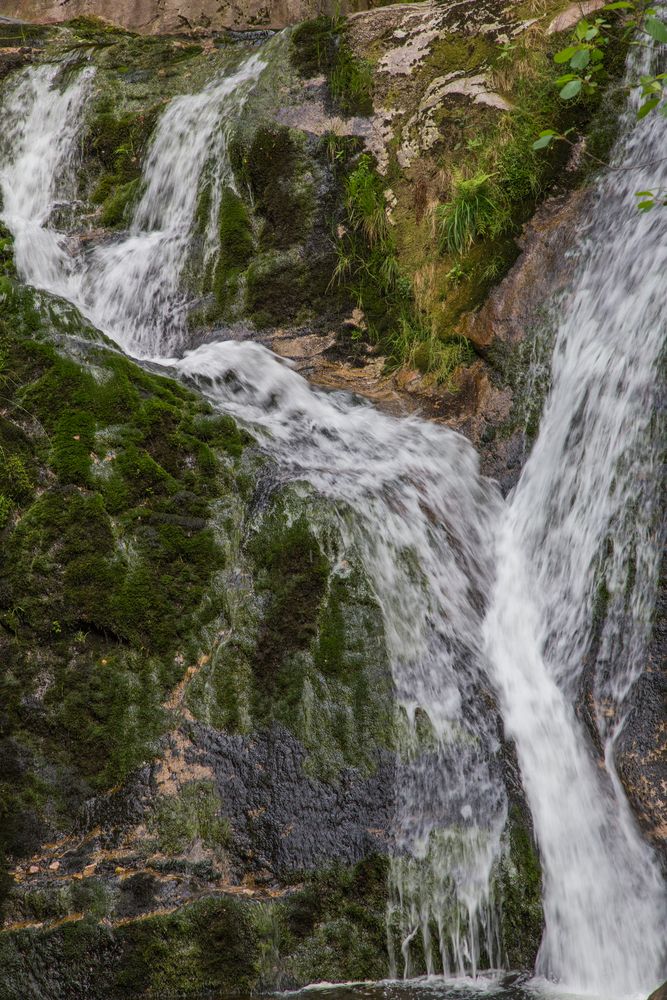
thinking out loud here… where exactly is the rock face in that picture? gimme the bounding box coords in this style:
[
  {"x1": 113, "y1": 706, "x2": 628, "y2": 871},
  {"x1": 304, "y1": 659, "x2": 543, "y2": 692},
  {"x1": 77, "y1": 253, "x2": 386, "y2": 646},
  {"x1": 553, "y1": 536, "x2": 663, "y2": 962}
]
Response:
[{"x1": 0, "y1": 0, "x2": 358, "y2": 33}]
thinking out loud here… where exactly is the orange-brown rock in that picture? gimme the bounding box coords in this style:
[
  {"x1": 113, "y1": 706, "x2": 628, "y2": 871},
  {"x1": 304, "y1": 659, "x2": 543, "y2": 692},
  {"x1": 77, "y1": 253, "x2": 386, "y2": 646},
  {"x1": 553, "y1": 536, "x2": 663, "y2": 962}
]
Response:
[{"x1": 463, "y1": 189, "x2": 589, "y2": 354}]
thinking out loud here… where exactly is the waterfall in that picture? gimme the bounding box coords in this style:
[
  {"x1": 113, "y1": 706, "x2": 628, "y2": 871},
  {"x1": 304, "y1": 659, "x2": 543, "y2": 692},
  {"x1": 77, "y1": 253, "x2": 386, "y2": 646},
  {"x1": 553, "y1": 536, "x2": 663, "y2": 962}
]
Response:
[
  {"x1": 0, "y1": 52, "x2": 266, "y2": 358},
  {"x1": 173, "y1": 339, "x2": 509, "y2": 977},
  {"x1": 1, "y1": 34, "x2": 666, "y2": 999},
  {"x1": 481, "y1": 42, "x2": 667, "y2": 996},
  {"x1": 0, "y1": 63, "x2": 94, "y2": 291}
]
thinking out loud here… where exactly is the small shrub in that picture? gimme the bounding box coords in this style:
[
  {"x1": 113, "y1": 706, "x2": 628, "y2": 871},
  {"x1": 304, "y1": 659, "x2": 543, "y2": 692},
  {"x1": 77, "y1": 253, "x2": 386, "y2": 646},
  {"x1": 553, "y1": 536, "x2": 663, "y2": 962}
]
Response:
[{"x1": 345, "y1": 155, "x2": 387, "y2": 246}]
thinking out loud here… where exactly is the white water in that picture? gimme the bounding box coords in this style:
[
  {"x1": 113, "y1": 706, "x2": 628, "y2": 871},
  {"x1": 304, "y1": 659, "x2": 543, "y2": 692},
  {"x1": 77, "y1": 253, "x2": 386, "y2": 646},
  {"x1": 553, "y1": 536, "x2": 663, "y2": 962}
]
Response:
[
  {"x1": 0, "y1": 39, "x2": 665, "y2": 998},
  {"x1": 1, "y1": 53, "x2": 266, "y2": 357},
  {"x1": 482, "y1": 60, "x2": 667, "y2": 995}
]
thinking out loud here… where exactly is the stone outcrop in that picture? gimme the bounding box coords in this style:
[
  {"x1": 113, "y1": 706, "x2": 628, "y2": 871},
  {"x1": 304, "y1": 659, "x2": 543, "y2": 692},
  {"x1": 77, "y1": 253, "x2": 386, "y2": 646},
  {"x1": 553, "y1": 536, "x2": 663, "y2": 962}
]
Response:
[{"x1": 0, "y1": 0, "x2": 359, "y2": 33}]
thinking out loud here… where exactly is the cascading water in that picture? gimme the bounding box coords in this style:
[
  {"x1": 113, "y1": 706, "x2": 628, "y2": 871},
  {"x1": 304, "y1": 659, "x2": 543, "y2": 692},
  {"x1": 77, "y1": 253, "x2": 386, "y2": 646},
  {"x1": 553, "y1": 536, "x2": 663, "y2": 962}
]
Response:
[
  {"x1": 1, "y1": 31, "x2": 666, "y2": 999},
  {"x1": 0, "y1": 51, "x2": 266, "y2": 357},
  {"x1": 482, "y1": 43, "x2": 667, "y2": 996},
  {"x1": 0, "y1": 63, "x2": 95, "y2": 291},
  {"x1": 173, "y1": 340, "x2": 509, "y2": 979}
]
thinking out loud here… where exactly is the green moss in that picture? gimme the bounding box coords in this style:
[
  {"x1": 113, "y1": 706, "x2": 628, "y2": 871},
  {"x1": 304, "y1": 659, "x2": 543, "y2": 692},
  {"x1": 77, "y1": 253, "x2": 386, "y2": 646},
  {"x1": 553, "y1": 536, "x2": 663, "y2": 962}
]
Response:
[
  {"x1": 498, "y1": 807, "x2": 544, "y2": 968},
  {"x1": 147, "y1": 781, "x2": 231, "y2": 855},
  {"x1": 217, "y1": 186, "x2": 254, "y2": 273},
  {"x1": 83, "y1": 102, "x2": 157, "y2": 225},
  {"x1": 245, "y1": 250, "x2": 316, "y2": 328},
  {"x1": 250, "y1": 512, "x2": 329, "y2": 702},
  {"x1": 0, "y1": 221, "x2": 16, "y2": 278},
  {"x1": 285, "y1": 855, "x2": 389, "y2": 983},
  {"x1": 0, "y1": 895, "x2": 260, "y2": 999},
  {"x1": 99, "y1": 178, "x2": 141, "y2": 228},
  {"x1": 0, "y1": 277, "x2": 252, "y2": 833},
  {"x1": 212, "y1": 186, "x2": 255, "y2": 309},
  {"x1": 234, "y1": 125, "x2": 314, "y2": 251}
]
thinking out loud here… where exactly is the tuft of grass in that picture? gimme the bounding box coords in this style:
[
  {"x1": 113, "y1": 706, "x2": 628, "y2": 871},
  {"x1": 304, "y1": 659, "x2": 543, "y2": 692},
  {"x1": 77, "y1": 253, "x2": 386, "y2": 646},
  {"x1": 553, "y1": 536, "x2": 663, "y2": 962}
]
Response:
[
  {"x1": 436, "y1": 171, "x2": 508, "y2": 255},
  {"x1": 344, "y1": 155, "x2": 388, "y2": 246},
  {"x1": 291, "y1": 15, "x2": 374, "y2": 117},
  {"x1": 330, "y1": 48, "x2": 374, "y2": 117}
]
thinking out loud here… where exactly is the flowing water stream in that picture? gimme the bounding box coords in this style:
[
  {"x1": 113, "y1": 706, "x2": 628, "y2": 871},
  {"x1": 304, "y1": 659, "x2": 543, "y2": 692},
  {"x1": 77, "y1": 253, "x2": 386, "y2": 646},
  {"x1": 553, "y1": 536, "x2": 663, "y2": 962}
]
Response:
[{"x1": 0, "y1": 33, "x2": 665, "y2": 1000}]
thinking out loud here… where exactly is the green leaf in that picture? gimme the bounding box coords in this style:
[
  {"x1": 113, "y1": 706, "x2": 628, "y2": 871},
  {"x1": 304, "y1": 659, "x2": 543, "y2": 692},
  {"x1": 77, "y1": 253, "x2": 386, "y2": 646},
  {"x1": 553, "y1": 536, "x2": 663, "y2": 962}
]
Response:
[
  {"x1": 637, "y1": 96, "x2": 660, "y2": 118},
  {"x1": 555, "y1": 46, "x2": 578, "y2": 63},
  {"x1": 533, "y1": 133, "x2": 555, "y2": 149},
  {"x1": 635, "y1": 190, "x2": 654, "y2": 196},
  {"x1": 603, "y1": 2, "x2": 635, "y2": 9},
  {"x1": 560, "y1": 78, "x2": 583, "y2": 99},
  {"x1": 645, "y1": 16, "x2": 667, "y2": 42},
  {"x1": 571, "y1": 48, "x2": 591, "y2": 69},
  {"x1": 637, "y1": 199, "x2": 655, "y2": 211}
]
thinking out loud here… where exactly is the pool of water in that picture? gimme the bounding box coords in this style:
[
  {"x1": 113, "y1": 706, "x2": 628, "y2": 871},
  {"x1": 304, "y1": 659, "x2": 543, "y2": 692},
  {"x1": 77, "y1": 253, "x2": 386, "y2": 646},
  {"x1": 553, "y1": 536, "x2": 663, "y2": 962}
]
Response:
[{"x1": 260, "y1": 974, "x2": 648, "y2": 1000}]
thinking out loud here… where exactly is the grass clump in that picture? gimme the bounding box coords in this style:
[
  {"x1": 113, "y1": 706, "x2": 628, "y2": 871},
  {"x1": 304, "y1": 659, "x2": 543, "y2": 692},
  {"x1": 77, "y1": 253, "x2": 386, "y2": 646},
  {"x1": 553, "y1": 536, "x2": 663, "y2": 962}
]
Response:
[
  {"x1": 436, "y1": 171, "x2": 507, "y2": 256},
  {"x1": 334, "y1": 153, "x2": 475, "y2": 383},
  {"x1": 291, "y1": 16, "x2": 374, "y2": 117}
]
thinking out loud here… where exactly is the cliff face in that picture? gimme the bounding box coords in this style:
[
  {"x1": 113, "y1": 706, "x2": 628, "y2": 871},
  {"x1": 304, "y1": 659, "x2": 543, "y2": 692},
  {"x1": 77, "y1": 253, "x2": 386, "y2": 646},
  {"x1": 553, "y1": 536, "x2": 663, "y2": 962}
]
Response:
[{"x1": 2, "y1": 0, "x2": 360, "y2": 33}]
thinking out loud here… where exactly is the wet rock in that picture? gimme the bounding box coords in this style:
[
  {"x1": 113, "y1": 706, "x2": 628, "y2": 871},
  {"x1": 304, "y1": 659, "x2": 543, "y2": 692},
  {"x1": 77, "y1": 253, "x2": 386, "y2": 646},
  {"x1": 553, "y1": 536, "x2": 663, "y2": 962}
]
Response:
[
  {"x1": 616, "y1": 553, "x2": 667, "y2": 863},
  {"x1": 185, "y1": 721, "x2": 395, "y2": 877},
  {"x1": 463, "y1": 189, "x2": 589, "y2": 354},
  {"x1": 548, "y1": 1, "x2": 605, "y2": 35},
  {"x1": 0, "y1": 0, "x2": 359, "y2": 34},
  {"x1": 648, "y1": 983, "x2": 667, "y2": 1000}
]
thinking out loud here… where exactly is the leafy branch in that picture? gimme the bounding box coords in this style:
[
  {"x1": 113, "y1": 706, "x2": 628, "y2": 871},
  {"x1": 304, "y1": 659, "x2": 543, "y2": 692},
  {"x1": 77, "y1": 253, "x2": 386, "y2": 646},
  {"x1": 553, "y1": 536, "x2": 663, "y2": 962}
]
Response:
[{"x1": 532, "y1": 1, "x2": 667, "y2": 208}]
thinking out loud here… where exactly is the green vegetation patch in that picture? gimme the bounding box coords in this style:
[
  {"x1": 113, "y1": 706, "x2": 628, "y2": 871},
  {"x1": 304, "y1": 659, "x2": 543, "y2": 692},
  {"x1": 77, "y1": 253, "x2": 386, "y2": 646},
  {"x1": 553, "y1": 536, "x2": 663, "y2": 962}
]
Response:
[
  {"x1": 291, "y1": 16, "x2": 374, "y2": 117},
  {"x1": 147, "y1": 780, "x2": 231, "y2": 856},
  {"x1": 84, "y1": 102, "x2": 158, "y2": 227},
  {"x1": 0, "y1": 275, "x2": 253, "y2": 905},
  {"x1": 0, "y1": 857, "x2": 390, "y2": 997},
  {"x1": 497, "y1": 806, "x2": 544, "y2": 968}
]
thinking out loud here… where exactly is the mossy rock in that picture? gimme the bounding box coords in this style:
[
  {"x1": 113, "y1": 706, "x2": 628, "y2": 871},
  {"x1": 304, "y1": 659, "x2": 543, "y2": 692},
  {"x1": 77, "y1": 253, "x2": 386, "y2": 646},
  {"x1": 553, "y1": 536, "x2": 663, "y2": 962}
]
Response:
[
  {"x1": 232, "y1": 124, "x2": 315, "y2": 251},
  {"x1": 497, "y1": 806, "x2": 544, "y2": 968},
  {"x1": 0, "y1": 278, "x2": 255, "y2": 898}
]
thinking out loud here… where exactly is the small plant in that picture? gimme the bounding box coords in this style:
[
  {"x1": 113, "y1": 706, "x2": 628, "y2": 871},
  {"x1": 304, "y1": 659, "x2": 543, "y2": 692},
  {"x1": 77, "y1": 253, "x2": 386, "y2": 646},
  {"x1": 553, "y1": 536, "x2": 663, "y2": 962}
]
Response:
[
  {"x1": 436, "y1": 172, "x2": 505, "y2": 255},
  {"x1": 0, "y1": 494, "x2": 12, "y2": 529},
  {"x1": 344, "y1": 155, "x2": 388, "y2": 246},
  {"x1": 330, "y1": 48, "x2": 374, "y2": 116},
  {"x1": 445, "y1": 262, "x2": 468, "y2": 285}
]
